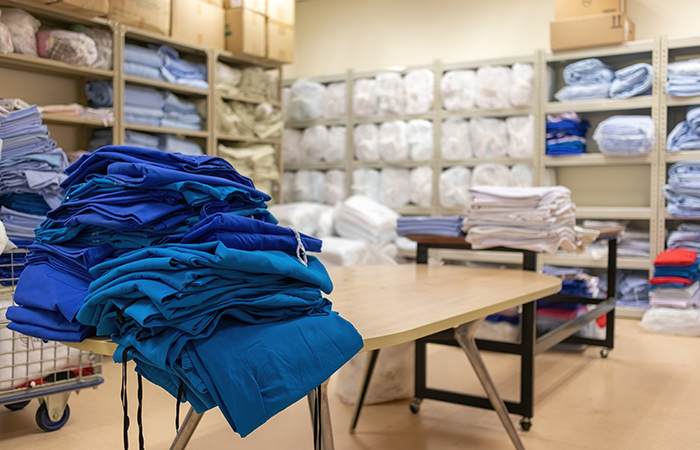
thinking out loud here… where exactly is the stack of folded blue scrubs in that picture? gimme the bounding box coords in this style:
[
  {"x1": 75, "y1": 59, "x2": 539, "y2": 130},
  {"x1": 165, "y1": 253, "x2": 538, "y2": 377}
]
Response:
[
  {"x1": 6, "y1": 146, "x2": 362, "y2": 438},
  {"x1": 397, "y1": 216, "x2": 464, "y2": 237},
  {"x1": 667, "y1": 107, "x2": 700, "y2": 152},
  {"x1": 546, "y1": 112, "x2": 590, "y2": 156},
  {"x1": 554, "y1": 59, "x2": 614, "y2": 102},
  {"x1": 124, "y1": 44, "x2": 208, "y2": 89}
]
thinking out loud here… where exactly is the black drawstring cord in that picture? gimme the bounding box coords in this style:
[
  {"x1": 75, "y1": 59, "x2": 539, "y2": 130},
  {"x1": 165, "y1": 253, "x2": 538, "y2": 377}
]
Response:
[
  {"x1": 175, "y1": 380, "x2": 185, "y2": 433},
  {"x1": 137, "y1": 374, "x2": 144, "y2": 450},
  {"x1": 116, "y1": 299, "x2": 140, "y2": 324},
  {"x1": 121, "y1": 347, "x2": 130, "y2": 450}
]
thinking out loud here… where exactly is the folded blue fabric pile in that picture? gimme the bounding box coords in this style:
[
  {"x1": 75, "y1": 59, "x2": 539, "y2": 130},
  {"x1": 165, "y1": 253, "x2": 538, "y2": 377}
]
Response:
[
  {"x1": 161, "y1": 92, "x2": 202, "y2": 130},
  {"x1": 668, "y1": 223, "x2": 700, "y2": 252},
  {"x1": 555, "y1": 59, "x2": 653, "y2": 102},
  {"x1": 546, "y1": 112, "x2": 590, "y2": 156},
  {"x1": 124, "y1": 44, "x2": 208, "y2": 89},
  {"x1": 542, "y1": 265, "x2": 600, "y2": 298},
  {"x1": 667, "y1": 107, "x2": 700, "y2": 151},
  {"x1": 665, "y1": 161, "x2": 700, "y2": 218},
  {"x1": 592, "y1": 115, "x2": 655, "y2": 156},
  {"x1": 397, "y1": 215, "x2": 464, "y2": 237},
  {"x1": 609, "y1": 63, "x2": 654, "y2": 99},
  {"x1": 124, "y1": 84, "x2": 166, "y2": 127},
  {"x1": 124, "y1": 44, "x2": 164, "y2": 82},
  {"x1": 88, "y1": 129, "x2": 113, "y2": 152},
  {"x1": 666, "y1": 58, "x2": 700, "y2": 97},
  {"x1": 6, "y1": 145, "x2": 362, "y2": 438}
]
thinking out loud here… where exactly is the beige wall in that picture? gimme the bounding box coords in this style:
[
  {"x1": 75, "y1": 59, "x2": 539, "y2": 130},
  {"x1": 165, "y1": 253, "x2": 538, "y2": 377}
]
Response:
[{"x1": 285, "y1": 0, "x2": 700, "y2": 78}]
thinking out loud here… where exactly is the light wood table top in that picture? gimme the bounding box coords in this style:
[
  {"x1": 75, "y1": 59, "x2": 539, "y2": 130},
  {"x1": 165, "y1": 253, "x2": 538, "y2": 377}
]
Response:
[{"x1": 66, "y1": 265, "x2": 561, "y2": 355}]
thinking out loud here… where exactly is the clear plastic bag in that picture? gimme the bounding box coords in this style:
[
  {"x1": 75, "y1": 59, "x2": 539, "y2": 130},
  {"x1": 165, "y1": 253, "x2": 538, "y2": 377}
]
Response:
[
  {"x1": 509, "y1": 163, "x2": 533, "y2": 187},
  {"x1": 404, "y1": 69, "x2": 434, "y2": 114},
  {"x1": 352, "y1": 169, "x2": 382, "y2": 202},
  {"x1": 354, "y1": 123, "x2": 380, "y2": 162},
  {"x1": 640, "y1": 308, "x2": 700, "y2": 337},
  {"x1": 381, "y1": 168, "x2": 410, "y2": 207},
  {"x1": 0, "y1": 8, "x2": 40, "y2": 56},
  {"x1": 289, "y1": 79, "x2": 326, "y2": 121},
  {"x1": 378, "y1": 120, "x2": 409, "y2": 162},
  {"x1": 475, "y1": 65, "x2": 512, "y2": 110},
  {"x1": 0, "y1": 22, "x2": 12, "y2": 54},
  {"x1": 282, "y1": 128, "x2": 303, "y2": 164},
  {"x1": 407, "y1": 119, "x2": 433, "y2": 161},
  {"x1": 375, "y1": 72, "x2": 405, "y2": 116},
  {"x1": 506, "y1": 115, "x2": 534, "y2": 159},
  {"x1": 326, "y1": 126, "x2": 346, "y2": 163},
  {"x1": 294, "y1": 169, "x2": 326, "y2": 203},
  {"x1": 510, "y1": 63, "x2": 534, "y2": 107},
  {"x1": 593, "y1": 115, "x2": 655, "y2": 156},
  {"x1": 300, "y1": 125, "x2": 329, "y2": 163},
  {"x1": 472, "y1": 163, "x2": 510, "y2": 187},
  {"x1": 323, "y1": 82, "x2": 346, "y2": 119},
  {"x1": 441, "y1": 118, "x2": 472, "y2": 160},
  {"x1": 81, "y1": 27, "x2": 113, "y2": 70},
  {"x1": 441, "y1": 70, "x2": 476, "y2": 111},
  {"x1": 440, "y1": 166, "x2": 471, "y2": 208},
  {"x1": 325, "y1": 169, "x2": 346, "y2": 205},
  {"x1": 353, "y1": 78, "x2": 376, "y2": 117},
  {"x1": 470, "y1": 117, "x2": 509, "y2": 158},
  {"x1": 409, "y1": 166, "x2": 433, "y2": 207}
]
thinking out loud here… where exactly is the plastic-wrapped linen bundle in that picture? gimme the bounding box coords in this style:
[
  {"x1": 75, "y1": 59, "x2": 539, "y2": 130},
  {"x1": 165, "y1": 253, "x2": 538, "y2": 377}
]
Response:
[
  {"x1": 410, "y1": 166, "x2": 433, "y2": 207},
  {"x1": 378, "y1": 121, "x2": 409, "y2": 162},
  {"x1": 475, "y1": 66, "x2": 512, "y2": 110},
  {"x1": 282, "y1": 128, "x2": 302, "y2": 164},
  {"x1": 0, "y1": 19, "x2": 12, "y2": 54},
  {"x1": 592, "y1": 115, "x2": 655, "y2": 156},
  {"x1": 375, "y1": 72, "x2": 405, "y2": 116},
  {"x1": 555, "y1": 58, "x2": 614, "y2": 102},
  {"x1": 323, "y1": 82, "x2": 346, "y2": 119},
  {"x1": 472, "y1": 163, "x2": 511, "y2": 187},
  {"x1": 666, "y1": 58, "x2": 700, "y2": 97},
  {"x1": 380, "y1": 168, "x2": 410, "y2": 207},
  {"x1": 354, "y1": 123, "x2": 380, "y2": 162},
  {"x1": 325, "y1": 170, "x2": 346, "y2": 205},
  {"x1": 609, "y1": 63, "x2": 654, "y2": 99},
  {"x1": 407, "y1": 119, "x2": 433, "y2": 161},
  {"x1": 300, "y1": 125, "x2": 329, "y2": 162},
  {"x1": 441, "y1": 118, "x2": 472, "y2": 160},
  {"x1": 79, "y1": 27, "x2": 112, "y2": 70},
  {"x1": 441, "y1": 70, "x2": 476, "y2": 111},
  {"x1": 269, "y1": 202, "x2": 334, "y2": 236},
  {"x1": 313, "y1": 236, "x2": 397, "y2": 267},
  {"x1": 0, "y1": 8, "x2": 40, "y2": 56},
  {"x1": 289, "y1": 79, "x2": 326, "y2": 121},
  {"x1": 352, "y1": 168, "x2": 382, "y2": 202},
  {"x1": 294, "y1": 170, "x2": 325, "y2": 203},
  {"x1": 506, "y1": 115, "x2": 534, "y2": 158},
  {"x1": 510, "y1": 63, "x2": 534, "y2": 107},
  {"x1": 353, "y1": 79, "x2": 376, "y2": 117},
  {"x1": 282, "y1": 172, "x2": 295, "y2": 203},
  {"x1": 282, "y1": 87, "x2": 291, "y2": 121},
  {"x1": 404, "y1": 69, "x2": 434, "y2": 114},
  {"x1": 440, "y1": 166, "x2": 471, "y2": 208},
  {"x1": 544, "y1": 168, "x2": 558, "y2": 187},
  {"x1": 509, "y1": 164, "x2": 533, "y2": 187},
  {"x1": 326, "y1": 126, "x2": 346, "y2": 163},
  {"x1": 470, "y1": 118, "x2": 509, "y2": 158}
]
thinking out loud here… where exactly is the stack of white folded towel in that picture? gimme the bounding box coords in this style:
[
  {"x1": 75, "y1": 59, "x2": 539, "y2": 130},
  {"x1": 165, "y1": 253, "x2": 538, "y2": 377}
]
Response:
[{"x1": 334, "y1": 195, "x2": 400, "y2": 246}]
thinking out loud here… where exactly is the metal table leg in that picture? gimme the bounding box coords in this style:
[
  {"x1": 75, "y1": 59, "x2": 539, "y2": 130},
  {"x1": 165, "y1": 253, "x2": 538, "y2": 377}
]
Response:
[
  {"x1": 169, "y1": 408, "x2": 204, "y2": 450},
  {"x1": 307, "y1": 381, "x2": 335, "y2": 450},
  {"x1": 349, "y1": 349, "x2": 380, "y2": 434},
  {"x1": 454, "y1": 319, "x2": 526, "y2": 450}
]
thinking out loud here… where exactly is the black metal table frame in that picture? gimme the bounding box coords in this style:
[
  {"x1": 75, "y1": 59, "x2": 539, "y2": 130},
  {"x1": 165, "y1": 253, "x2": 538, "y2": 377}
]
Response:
[{"x1": 350, "y1": 240, "x2": 617, "y2": 434}]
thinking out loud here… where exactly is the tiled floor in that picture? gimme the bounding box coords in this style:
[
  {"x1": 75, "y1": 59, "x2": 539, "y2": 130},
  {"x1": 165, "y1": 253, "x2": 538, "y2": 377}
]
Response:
[{"x1": 2, "y1": 319, "x2": 699, "y2": 449}]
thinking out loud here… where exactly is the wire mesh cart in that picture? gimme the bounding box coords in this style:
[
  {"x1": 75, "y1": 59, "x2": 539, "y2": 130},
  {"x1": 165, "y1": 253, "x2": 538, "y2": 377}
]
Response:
[{"x1": 0, "y1": 250, "x2": 104, "y2": 431}]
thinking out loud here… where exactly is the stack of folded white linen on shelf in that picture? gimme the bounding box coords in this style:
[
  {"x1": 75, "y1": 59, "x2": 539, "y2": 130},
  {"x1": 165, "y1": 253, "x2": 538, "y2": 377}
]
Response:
[
  {"x1": 282, "y1": 128, "x2": 303, "y2": 163},
  {"x1": 510, "y1": 63, "x2": 534, "y2": 107},
  {"x1": 397, "y1": 215, "x2": 463, "y2": 237},
  {"x1": 327, "y1": 126, "x2": 346, "y2": 163},
  {"x1": 475, "y1": 66, "x2": 512, "y2": 109},
  {"x1": 352, "y1": 78, "x2": 376, "y2": 117},
  {"x1": 665, "y1": 161, "x2": 700, "y2": 218},
  {"x1": 407, "y1": 120, "x2": 433, "y2": 161},
  {"x1": 472, "y1": 163, "x2": 511, "y2": 187},
  {"x1": 404, "y1": 69, "x2": 433, "y2": 114},
  {"x1": 554, "y1": 58, "x2": 614, "y2": 102},
  {"x1": 666, "y1": 58, "x2": 700, "y2": 97},
  {"x1": 378, "y1": 121, "x2": 409, "y2": 162},
  {"x1": 289, "y1": 79, "x2": 326, "y2": 121},
  {"x1": 667, "y1": 107, "x2": 700, "y2": 151},
  {"x1": 441, "y1": 70, "x2": 476, "y2": 111},
  {"x1": 375, "y1": 72, "x2": 405, "y2": 116},
  {"x1": 410, "y1": 166, "x2": 433, "y2": 208},
  {"x1": 269, "y1": 202, "x2": 334, "y2": 237},
  {"x1": 217, "y1": 143, "x2": 279, "y2": 194},
  {"x1": 324, "y1": 170, "x2": 345, "y2": 205},
  {"x1": 293, "y1": 170, "x2": 326, "y2": 203},
  {"x1": 239, "y1": 67, "x2": 279, "y2": 102},
  {"x1": 470, "y1": 118, "x2": 508, "y2": 158},
  {"x1": 216, "y1": 100, "x2": 282, "y2": 138},
  {"x1": 668, "y1": 223, "x2": 700, "y2": 251},
  {"x1": 215, "y1": 62, "x2": 242, "y2": 96},
  {"x1": 334, "y1": 195, "x2": 400, "y2": 246},
  {"x1": 509, "y1": 164, "x2": 533, "y2": 187},
  {"x1": 592, "y1": 115, "x2": 655, "y2": 156},
  {"x1": 38, "y1": 104, "x2": 113, "y2": 125},
  {"x1": 463, "y1": 186, "x2": 595, "y2": 254},
  {"x1": 439, "y1": 166, "x2": 471, "y2": 208},
  {"x1": 441, "y1": 118, "x2": 472, "y2": 160},
  {"x1": 354, "y1": 123, "x2": 380, "y2": 162},
  {"x1": 380, "y1": 168, "x2": 410, "y2": 208},
  {"x1": 300, "y1": 125, "x2": 329, "y2": 162},
  {"x1": 618, "y1": 229, "x2": 651, "y2": 258},
  {"x1": 324, "y1": 82, "x2": 346, "y2": 119},
  {"x1": 506, "y1": 115, "x2": 534, "y2": 158},
  {"x1": 352, "y1": 169, "x2": 381, "y2": 202}
]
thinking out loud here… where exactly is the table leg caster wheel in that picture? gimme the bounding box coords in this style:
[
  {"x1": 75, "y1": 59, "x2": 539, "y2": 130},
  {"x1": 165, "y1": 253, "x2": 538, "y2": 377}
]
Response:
[
  {"x1": 520, "y1": 417, "x2": 532, "y2": 431},
  {"x1": 36, "y1": 403, "x2": 70, "y2": 432},
  {"x1": 409, "y1": 398, "x2": 423, "y2": 414},
  {"x1": 600, "y1": 348, "x2": 610, "y2": 359},
  {"x1": 4, "y1": 400, "x2": 30, "y2": 411}
]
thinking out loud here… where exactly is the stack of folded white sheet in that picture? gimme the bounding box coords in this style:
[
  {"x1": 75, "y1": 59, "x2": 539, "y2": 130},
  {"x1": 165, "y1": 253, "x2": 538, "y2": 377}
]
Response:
[
  {"x1": 269, "y1": 202, "x2": 334, "y2": 237},
  {"x1": 463, "y1": 186, "x2": 582, "y2": 254},
  {"x1": 334, "y1": 195, "x2": 400, "y2": 246}
]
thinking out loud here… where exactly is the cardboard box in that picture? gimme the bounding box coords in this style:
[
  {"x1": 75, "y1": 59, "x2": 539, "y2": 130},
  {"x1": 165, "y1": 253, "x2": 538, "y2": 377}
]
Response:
[
  {"x1": 48, "y1": 0, "x2": 110, "y2": 16},
  {"x1": 267, "y1": 18, "x2": 293, "y2": 63},
  {"x1": 550, "y1": 13, "x2": 634, "y2": 52},
  {"x1": 172, "y1": 0, "x2": 225, "y2": 49},
  {"x1": 202, "y1": 0, "x2": 223, "y2": 7},
  {"x1": 225, "y1": 8, "x2": 265, "y2": 57},
  {"x1": 109, "y1": 0, "x2": 171, "y2": 36},
  {"x1": 555, "y1": 0, "x2": 624, "y2": 19},
  {"x1": 224, "y1": 0, "x2": 265, "y2": 14},
  {"x1": 267, "y1": 0, "x2": 293, "y2": 25}
]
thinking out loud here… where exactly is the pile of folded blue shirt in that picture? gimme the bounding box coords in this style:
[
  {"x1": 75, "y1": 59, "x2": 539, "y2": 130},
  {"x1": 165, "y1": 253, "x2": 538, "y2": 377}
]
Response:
[
  {"x1": 555, "y1": 59, "x2": 653, "y2": 102},
  {"x1": 6, "y1": 146, "x2": 362, "y2": 437},
  {"x1": 546, "y1": 112, "x2": 590, "y2": 156},
  {"x1": 397, "y1": 215, "x2": 464, "y2": 237},
  {"x1": 124, "y1": 44, "x2": 208, "y2": 89},
  {"x1": 665, "y1": 161, "x2": 700, "y2": 218},
  {"x1": 666, "y1": 58, "x2": 700, "y2": 97},
  {"x1": 667, "y1": 107, "x2": 700, "y2": 151},
  {"x1": 668, "y1": 223, "x2": 700, "y2": 251}
]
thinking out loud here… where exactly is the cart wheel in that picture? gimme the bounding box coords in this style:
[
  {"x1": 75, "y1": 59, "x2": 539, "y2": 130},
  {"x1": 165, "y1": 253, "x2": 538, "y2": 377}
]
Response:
[
  {"x1": 409, "y1": 398, "x2": 422, "y2": 414},
  {"x1": 4, "y1": 400, "x2": 30, "y2": 411},
  {"x1": 520, "y1": 417, "x2": 532, "y2": 431},
  {"x1": 600, "y1": 348, "x2": 610, "y2": 359},
  {"x1": 35, "y1": 403, "x2": 70, "y2": 432}
]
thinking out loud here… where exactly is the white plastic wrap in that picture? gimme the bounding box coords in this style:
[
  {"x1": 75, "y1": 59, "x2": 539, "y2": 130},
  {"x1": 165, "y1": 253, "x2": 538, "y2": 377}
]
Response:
[
  {"x1": 544, "y1": 168, "x2": 558, "y2": 187},
  {"x1": 509, "y1": 163, "x2": 534, "y2": 187},
  {"x1": 439, "y1": 166, "x2": 471, "y2": 208},
  {"x1": 294, "y1": 169, "x2": 326, "y2": 203},
  {"x1": 323, "y1": 82, "x2": 346, "y2": 119},
  {"x1": 282, "y1": 87, "x2": 291, "y2": 121},
  {"x1": 326, "y1": 126, "x2": 346, "y2": 163},
  {"x1": 1, "y1": 8, "x2": 40, "y2": 56},
  {"x1": 506, "y1": 115, "x2": 534, "y2": 159},
  {"x1": 289, "y1": 79, "x2": 326, "y2": 121},
  {"x1": 0, "y1": 22, "x2": 11, "y2": 54},
  {"x1": 472, "y1": 163, "x2": 511, "y2": 187},
  {"x1": 352, "y1": 169, "x2": 382, "y2": 202},
  {"x1": 441, "y1": 118, "x2": 472, "y2": 160},
  {"x1": 378, "y1": 121, "x2": 409, "y2": 162},
  {"x1": 404, "y1": 69, "x2": 434, "y2": 114},
  {"x1": 641, "y1": 308, "x2": 700, "y2": 337},
  {"x1": 441, "y1": 70, "x2": 476, "y2": 111},
  {"x1": 380, "y1": 168, "x2": 410, "y2": 207},
  {"x1": 409, "y1": 166, "x2": 433, "y2": 207},
  {"x1": 324, "y1": 169, "x2": 346, "y2": 205},
  {"x1": 83, "y1": 27, "x2": 113, "y2": 70},
  {"x1": 353, "y1": 78, "x2": 376, "y2": 117},
  {"x1": 269, "y1": 202, "x2": 334, "y2": 237},
  {"x1": 375, "y1": 72, "x2": 405, "y2": 116},
  {"x1": 354, "y1": 123, "x2": 380, "y2": 162},
  {"x1": 475, "y1": 65, "x2": 513, "y2": 110},
  {"x1": 407, "y1": 119, "x2": 433, "y2": 161},
  {"x1": 314, "y1": 236, "x2": 397, "y2": 268},
  {"x1": 510, "y1": 63, "x2": 534, "y2": 107},
  {"x1": 282, "y1": 128, "x2": 303, "y2": 164},
  {"x1": 470, "y1": 117, "x2": 509, "y2": 158},
  {"x1": 592, "y1": 115, "x2": 655, "y2": 156},
  {"x1": 300, "y1": 125, "x2": 329, "y2": 162},
  {"x1": 317, "y1": 208, "x2": 335, "y2": 238},
  {"x1": 282, "y1": 172, "x2": 295, "y2": 203}
]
